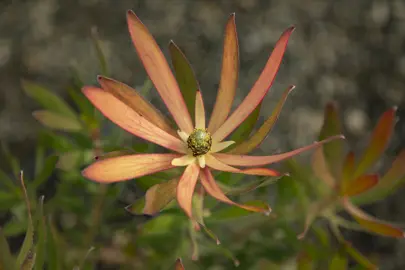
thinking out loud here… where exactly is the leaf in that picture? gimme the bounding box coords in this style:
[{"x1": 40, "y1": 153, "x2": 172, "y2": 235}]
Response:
[
  {"x1": 1, "y1": 142, "x2": 21, "y2": 179},
  {"x1": 207, "y1": 200, "x2": 269, "y2": 222},
  {"x1": 34, "y1": 196, "x2": 46, "y2": 270},
  {"x1": 169, "y1": 41, "x2": 199, "y2": 120},
  {"x1": 91, "y1": 27, "x2": 109, "y2": 76},
  {"x1": 46, "y1": 218, "x2": 62, "y2": 270},
  {"x1": 17, "y1": 172, "x2": 35, "y2": 268},
  {"x1": 0, "y1": 228, "x2": 16, "y2": 270},
  {"x1": 0, "y1": 191, "x2": 20, "y2": 210},
  {"x1": 312, "y1": 147, "x2": 336, "y2": 188},
  {"x1": 67, "y1": 87, "x2": 98, "y2": 128},
  {"x1": 355, "y1": 149, "x2": 405, "y2": 205},
  {"x1": 175, "y1": 258, "x2": 185, "y2": 270},
  {"x1": 33, "y1": 155, "x2": 58, "y2": 189},
  {"x1": 343, "y1": 241, "x2": 377, "y2": 270},
  {"x1": 341, "y1": 175, "x2": 378, "y2": 197},
  {"x1": 342, "y1": 198, "x2": 404, "y2": 238},
  {"x1": 22, "y1": 80, "x2": 77, "y2": 119},
  {"x1": 32, "y1": 110, "x2": 82, "y2": 132},
  {"x1": 57, "y1": 150, "x2": 93, "y2": 171},
  {"x1": 228, "y1": 85, "x2": 294, "y2": 154},
  {"x1": 143, "y1": 178, "x2": 178, "y2": 215},
  {"x1": 341, "y1": 151, "x2": 355, "y2": 183},
  {"x1": 73, "y1": 246, "x2": 95, "y2": 270},
  {"x1": 20, "y1": 250, "x2": 36, "y2": 270},
  {"x1": 0, "y1": 168, "x2": 18, "y2": 192},
  {"x1": 218, "y1": 175, "x2": 280, "y2": 196},
  {"x1": 353, "y1": 107, "x2": 397, "y2": 178},
  {"x1": 329, "y1": 252, "x2": 347, "y2": 270},
  {"x1": 319, "y1": 102, "x2": 344, "y2": 178},
  {"x1": 230, "y1": 103, "x2": 261, "y2": 145}
]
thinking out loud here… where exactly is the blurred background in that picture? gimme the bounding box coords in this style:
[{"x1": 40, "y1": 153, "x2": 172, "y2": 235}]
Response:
[{"x1": 1, "y1": 0, "x2": 405, "y2": 269}]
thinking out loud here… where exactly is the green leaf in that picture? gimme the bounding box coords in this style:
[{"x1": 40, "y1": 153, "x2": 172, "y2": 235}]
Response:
[
  {"x1": 218, "y1": 176, "x2": 280, "y2": 196},
  {"x1": 91, "y1": 27, "x2": 109, "y2": 76},
  {"x1": 17, "y1": 172, "x2": 35, "y2": 268},
  {"x1": 67, "y1": 86, "x2": 98, "y2": 129},
  {"x1": 207, "y1": 200, "x2": 269, "y2": 222},
  {"x1": 353, "y1": 107, "x2": 396, "y2": 178},
  {"x1": 230, "y1": 103, "x2": 261, "y2": 145},
  {"x1": 296, "y1": 252, "x2": 314, "y2": 270},
  {"x1": 1, "y1": 142, "x2": 21, "y2": 179},
  {"x1": 32, "y1": 110, "x2": 82, "y2": 132},
  {"x1": 0, "y1": 191, "x2": 20, "y2": 210},
  {"x1": 318, "y1": 102, "x2": 344, "y2": 178},
  {"x1": 169, "y1": 41, "x2": 199, "y2": 119},
  {"x1": 228, "y1": 85, "x2": 294, "y2": 154},
  {"x1": 56, "y1": 150, "x2": 94, "y2": 171},
  {"x1": 33, "y1": 155, "x2": 58, "y2": 189},
  {"x1": 46, "y1": 219, "x2": 62, "y2": 270},
  {"x1": 329, "y1": 252, "x2": 347, "y2": 270},
  {"x1": 22, "y1": 80, "x2": 77, "y2": 119},
  {"x1": 0, "y1": 228, "x2": 16, "y2": 270},
  {"x1": 34, "y1": 197, "x2": 46, "y2": 270},
  {"x1": 0, "y1": 168, "x2": 18, "y2": 192},
  {"x1": 343, "y1": 242, "x2": 377, "y2": 270}
]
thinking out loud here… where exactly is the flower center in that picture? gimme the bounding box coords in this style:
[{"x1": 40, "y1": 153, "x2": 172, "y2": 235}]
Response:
[{"x1": 187, "y1": 128, "x2": 212, "y2": 156}]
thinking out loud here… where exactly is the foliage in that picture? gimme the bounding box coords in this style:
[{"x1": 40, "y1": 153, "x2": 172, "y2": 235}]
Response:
[{"x1": 0, "y1": 13, "x2": 404, "y2": 270}]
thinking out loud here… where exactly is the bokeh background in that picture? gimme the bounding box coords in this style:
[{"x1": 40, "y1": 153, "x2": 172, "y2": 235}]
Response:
[{"x1": 1, "y1": 0, "x2": 405, "y2": 269}]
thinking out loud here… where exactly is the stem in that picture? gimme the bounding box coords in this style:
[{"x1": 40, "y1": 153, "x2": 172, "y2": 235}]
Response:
[{"x1": 85, "y1": 128, "x2": 107, "y2": 246}]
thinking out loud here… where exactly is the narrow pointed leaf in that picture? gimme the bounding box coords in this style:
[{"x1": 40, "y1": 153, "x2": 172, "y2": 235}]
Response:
[
  {"x1": 82, "y1": 86, "x2": 186, "y2": 153},
  {"x1": 342, "y1": 151, "x2": 355, "y2": 183},
  {"x1": 229, "y1": 85, "x2": 294, "y2": 154},
  {"x1": 17, "y1": 172, "x2": 35, "y2": 268},
  {"x1": 319, "y1": 102, "x2": 344, "y2": 177},
  {"x1": 33, "y1": 155, "x2": 58, "y2": 189},
  {"x1": 91, "y1": 27, "x2": 109, "y2": 76},
  {"x1": 212, "y1": 26, "x2": 295, "y2": 142},
  {"x1": 208, "y1": 13, "x2": 239, "y2": 132},
  {"x1": 0, "y1": 228, "x2": 16, "y2": 270},
  {"x1": 34, "y1": 196, "x2": 46, "y2": 270},
  {"x1": 176, "y1": 163, "x2": 200, "y2": 219},
  {"x1": 208, "y1": 200, "x2": 270, "y2": 221},
  {"x1": 33, "y1": 110, "x2": 82, "y2": 132},
  {"x1": 353, "y1": 150, "x2": 405, "y2": 205},
  {"x1": 354, "y1": 108, "x2": 397, "y2": 178},
  {"x1": 169, "y1": 41, "x2": 199, "y2": 120},
  {"x1": 22, "y1": 80, "x2": 77, "y2": 119},
  {"x1": 341, "y1": 174, "x2": 378, "y2": 197},
  {"x1": 82, "y1": 154, "x2": 179, "y2": 183},
  {"x1": 143, "y1": 178, "x2": 178, "y2": 215},
  {"x1": 195, "y1": 91, "x2": 205, "y2": 129},
  {"x1": 201, "y1": 168, "x2": 271, "y2": 214},
  {"x1": 215, "y1": 135, "x2": 344, "y2": 166},
  {"x1": 343, "y1": 198, "x2": 404, "y2": 238},
  {"x1": 312, "y1": 147, "x2": 336, "y2": 188},
  {"x1": 98, "y1": 76, "x2": 176, "y2": 136},
  {"x1": 219, "y1": 175, "x2": 280, "y2": 196},
  {"x1": 229, "y1": 103, "x2": 261, "y2": 146},
  {"x1": 206, "y1": 154, "x2": 281, "y2": 176},
  {"x1": 127, "y1": 11, "x2": 193, "y2": 133},
  {"x1": 343, "y1": 241, "x2": 377, "y2": 270}
]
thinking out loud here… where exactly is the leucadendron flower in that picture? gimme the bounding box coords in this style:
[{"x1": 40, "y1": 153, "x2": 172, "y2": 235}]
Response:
[{"x1": 82, "y1": 11, "x2": 343, "y2": 223}]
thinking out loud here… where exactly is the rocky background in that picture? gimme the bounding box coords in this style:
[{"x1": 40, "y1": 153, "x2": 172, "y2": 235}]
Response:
[{"x1": 1, "y1": 0, "x2": 405, "y2": 269}]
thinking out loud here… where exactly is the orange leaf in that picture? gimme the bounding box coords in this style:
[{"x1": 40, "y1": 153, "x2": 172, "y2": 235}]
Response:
[
  {"x1": 353, "y1": 107, "x2": 397, "y2": 178},
  {"x1": 343, "y1": 198, "x2": 404, "y2": 238},
  {"x1": 143, "y1": 178, "x2": 178, "y2": 215},
  {"x1": 127, "y1": 11, "x2": 193, "y2": 133},
  {"x1": 341, "y1": 175, "x2": 378, "y2": 197},
  {"x1": 176, "y1": 163, "x2": 200, "y2": 219},
  {"x1": 208, "y1": 13, "x2": 239, "y2": 133},
  {"x1": 98, "y1": 76, "x2": 176, "y2": 136},
  {"x1": 212, "y1": 26, "x2": 295, "y2": 142}
]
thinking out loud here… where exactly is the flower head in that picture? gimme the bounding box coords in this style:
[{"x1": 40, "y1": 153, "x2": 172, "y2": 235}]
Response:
[{"x1": 82, "y1": 11, "x2": 343, "y2": 223}]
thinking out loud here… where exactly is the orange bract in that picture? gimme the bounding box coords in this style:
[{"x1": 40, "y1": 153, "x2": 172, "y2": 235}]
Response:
[{"x1": 82, "y1": 10, "x2": 343, "y2": 223}]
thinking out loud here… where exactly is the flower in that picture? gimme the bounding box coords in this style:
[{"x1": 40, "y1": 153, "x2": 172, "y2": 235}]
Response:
[{"x1": 82, "y1": 11, "x2": 343, "y2": 223}]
